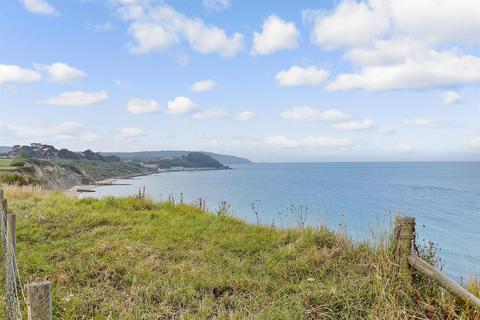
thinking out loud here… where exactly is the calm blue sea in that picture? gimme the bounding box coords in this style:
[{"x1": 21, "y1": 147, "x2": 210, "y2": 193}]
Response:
[{"x1": 91, "y1": 162, "x2": 480, "y2": 279}]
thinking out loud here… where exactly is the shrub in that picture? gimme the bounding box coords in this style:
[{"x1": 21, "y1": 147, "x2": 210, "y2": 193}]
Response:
[
  {"x1": 10, "y1": 160, "x2": 26, "y2": 167},
  {"x1": 0, "y1": 173, "x2": 30, "y2": 186}
]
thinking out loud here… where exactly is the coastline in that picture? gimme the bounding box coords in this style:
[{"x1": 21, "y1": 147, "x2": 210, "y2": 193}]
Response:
[{"x1": 65, "y1": 166, "x2": 230, "y2": 198}]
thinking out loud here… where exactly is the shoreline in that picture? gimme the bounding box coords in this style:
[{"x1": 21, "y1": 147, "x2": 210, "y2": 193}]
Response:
[{"x1": 65, "y1": 166, "x2": 230, "y2": 198}]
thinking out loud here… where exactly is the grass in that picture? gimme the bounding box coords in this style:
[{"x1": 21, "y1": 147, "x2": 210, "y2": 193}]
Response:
[
  {"x1": 0, "y1": 159, "x2": 17, "y2": 171},
  {"x1": 1, "y1": 186, "x2": 479, "y2": 319}
]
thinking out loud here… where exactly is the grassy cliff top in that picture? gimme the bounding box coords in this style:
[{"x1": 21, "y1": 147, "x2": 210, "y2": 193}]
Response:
[{"x1": 1, "y1": 186, "x2": 478, "y2": 319}]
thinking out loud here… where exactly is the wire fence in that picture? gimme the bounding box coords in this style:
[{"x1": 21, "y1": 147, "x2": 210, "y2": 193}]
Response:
[{"x1": 1, "y1": 190, "x2": 51, "y2": 320}]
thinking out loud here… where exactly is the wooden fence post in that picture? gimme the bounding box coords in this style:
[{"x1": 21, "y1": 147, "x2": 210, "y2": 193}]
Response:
[
  {"x1": 27, "y1": 281, "x2": 52, "y2": 320},
  {"x1": 1, "y1": 195, "x2": 17, "y2": 320},
  {"x1": 6, "y1": 213, "x2": 17, "y2": 320},
  {"x1": 394, "y1": 216, "x2": 416, "y2": 279}
]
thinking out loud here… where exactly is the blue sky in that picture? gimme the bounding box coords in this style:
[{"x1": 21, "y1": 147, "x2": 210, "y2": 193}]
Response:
[{"x1": 1, "y1": 0, "x2": 479, "y2": 162}]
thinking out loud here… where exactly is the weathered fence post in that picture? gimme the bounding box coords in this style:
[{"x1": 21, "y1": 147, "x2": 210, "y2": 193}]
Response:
[
  {"x1": 7, "y1": 214, "x2": 16, "y2": 254},
  {"x1": 1, "y1": 193, "x2": 17, "y2": 320},
  {"x1": 27, "y1": 281, "x2": 52, "y2": 320},
  {"x1": 6, "y1": 213, "x2": 17, "y2": 320},
  {"x1": 394, "y1": 215, "x2": 416, "y2": 279}
]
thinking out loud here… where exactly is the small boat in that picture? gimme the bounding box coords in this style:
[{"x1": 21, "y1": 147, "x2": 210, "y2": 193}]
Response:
[{"x1": 360, "y1": 170, "x2": 368, "y2": 174}]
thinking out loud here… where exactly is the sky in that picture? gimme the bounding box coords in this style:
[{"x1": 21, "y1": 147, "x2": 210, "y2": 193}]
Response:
[{"x1": 0, "y1": 0, "x2": 479, "y2": 162}]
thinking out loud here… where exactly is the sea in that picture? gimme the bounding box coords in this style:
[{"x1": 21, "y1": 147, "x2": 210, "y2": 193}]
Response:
[{"x1": 89, "y1": 161, "x2": 480, "y2": 280}]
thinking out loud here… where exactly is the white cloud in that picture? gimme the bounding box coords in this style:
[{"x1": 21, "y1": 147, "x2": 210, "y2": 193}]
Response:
[
  {"x1": 2, "y1": 121, "x2": 82, "y2": 139},
  {"x1": 18, "y1": 0, "x2": 59, "y2": 16},
  {"x1": 307, "y1": 0, "x2": 480, "y2": 91},
  {"x1": 276, "y1": 66, "x2": 329, "y2": 87},
  {"x1": 327, "y1": 49, "x2": 480, "y2": 91},
  {"x1": 202, "y1": 0, "x2": 230, "y2": 11},
  {"x1": 235, "y1": 111, "x2": 253, "y2": 121},
  {"x1": 192, "y1": 108, "x2": 227, "y2": 120},
  {"x1": 389, "y1": 0, "x2": 480, "y2": 44},
  {"x1": 34, "y1": 62, "x2": 86, "y2": 83},
  {"x1": 345, "y1": 39, "x2": 428, "y2": 67},
  {"x1": 264, "y1": 136, "x2": 353, "y2": 148},
  {"x1": 127, "y1": 98, "x2": 159, "y2": 114},
  {"x1": 470, "y1": 136, "x2": 480, "y2": 148},
  {"x1": 118, "y1": 127, "x2": 144, "y2": 139},
  {"x1": 334, "y1": 118, "x2": 374, "y2": 130},
  {"x1": 0, "y1": 64, "x2": 41, "y2": 84},
  {"x1": 122, "y1": 4, "x2": 244, "y2": 57},
  {"x1": 251, "y1": 15, "x2": 299, "y2": 55},
  {"x1": 441, "y1": 90, "x2": 462, "y2": 105},
  {"x1": 41, "y1": 90, "x2": 108, "y2": 107},
  {"x1": 166, "y1": 96, "x2": 196, "y2": 114},
  {"x1": 280, "y1": 107, "x2": 349, "y2": 122},
  {"x1": 191, "y1": 79, "x2": 216, "y2": 92},
  {"x1": 128, "y1": 22, "x2": 179, "y2": 54},
  {"x1": 308, "y1": 0, "x2": 390, "y2": 49},
  {"x1": 402, "y1": 117, "x2": 439, "y2": 128}
]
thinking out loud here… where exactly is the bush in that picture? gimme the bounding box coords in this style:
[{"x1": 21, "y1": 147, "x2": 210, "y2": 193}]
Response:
[
  {"x1": 10, "y1": 161, "x2": 26, "y2": 167},
  {"x1": 0, "y1": 173, "x2": 30, "y2": 186}
]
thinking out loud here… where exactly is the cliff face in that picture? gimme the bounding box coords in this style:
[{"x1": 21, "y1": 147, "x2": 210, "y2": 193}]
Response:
[{"x1": 28, "y1": 160, "x2": 90, "y2": 189}]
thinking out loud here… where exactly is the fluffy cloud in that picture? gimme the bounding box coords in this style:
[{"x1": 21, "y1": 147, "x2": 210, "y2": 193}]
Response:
[
  {"x1": 307, "y1": 0, "x2": 390, "y2": 49},
  {"x1": 280, "y1": 107, "x2": 349, "y2": 122},
  {"x1": 41, "y1": 90, "x2": 108, "y2": 107},
  {"x1": 191, "y1": 79, "x2": 216, "y2": 92},
  {"x1": 166, "y1": 96, "x2": 196, "y2": 114},
  {"x1": 334, "y1": 118, "x2": 374, "y2": 130},
  {"x1": 276, "y1": 66, "x2": 328, "y2": 87},
  {"x1": 127, "y1": 98, "x2": 160, "y2": 114},
  {"x1": 251, "y1": 15, "x2": 299, "y2": 55},
  {"x1": 264, "y1": 136, "x2": 353, "y2": 148},
  {"x1": 202, "y1": 0, "x2": 230, "y2": 11},
  {"x1": 308, "y1": 0, "x2": 480, "y2": 50},
  {"x1": 389, "y1": 0, "x2": 480, "y2": 44},
  {"x1": 118, "y1": 127, "x2": 144, "y2": 139},
  {"x1": 18, "y1": 0, "x2": 59, "y2": 16},
  {"x1": 307, "y1": 0, "x2": 480, "y2": 91},
  {"x1": 1, "y1": 121, "x2": 82, "y2": 139},
  {"x1": 327, "y1": 49, "x2": 480, "y2": 91},
  {"x1": 120, "y1": 4, "x2": 244, "y2": 57},
  {"x1": 192, "y1": 108, "x2": 228, "y2": 119},
  {"x1": 0, "y1": 64, "x2": 41, "y2": 84},
  {"x1": 402, "y1": 117, "x2": 439, "y2": 128},
  {"x1": 128, "y1": 22, "x2": 179, "y2": 54},
  {"x1": 441, "y1": 90, "x2": 462, "y2": 105},
  {"x1": 34, "y1": 62, "x2": 86, "y2": 83},
  {"x1": 470, "y1": 136, "x2": 480, "y2": 148},
  {"x1": 235, "y1": 111, "x2": 253, "y2": 121}
]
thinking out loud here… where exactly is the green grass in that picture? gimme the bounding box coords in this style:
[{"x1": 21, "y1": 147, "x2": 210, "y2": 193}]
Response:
[
  {"x1": 0, "y1": 159, "x2": 31, "y2": 171},
  {"x1": 1, "y1": 186, "x2": 479, "y2": 319},
  {"x1": 0, "y1": 159, "x2": 16, "y2": 171}
]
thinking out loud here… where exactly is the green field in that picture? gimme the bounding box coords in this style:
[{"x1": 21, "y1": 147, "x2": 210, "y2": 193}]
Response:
[
  {"x1": 0, "y1": 159, "x2": 17, "y2": 171},
  {"x1": 1, "y1": 186, "x2": 479, "y2": 319}
]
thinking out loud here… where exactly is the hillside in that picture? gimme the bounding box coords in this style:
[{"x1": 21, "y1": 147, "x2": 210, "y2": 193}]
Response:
[
  {"x1": 103, "y1": 150, "x2": 252, "y2": 164},
  {"x1": 1, "y1": 144, "x2": 230, "y2": 188},
  {"x1": 1, "y1": 186, "x2": 478, "y2": 319}
]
